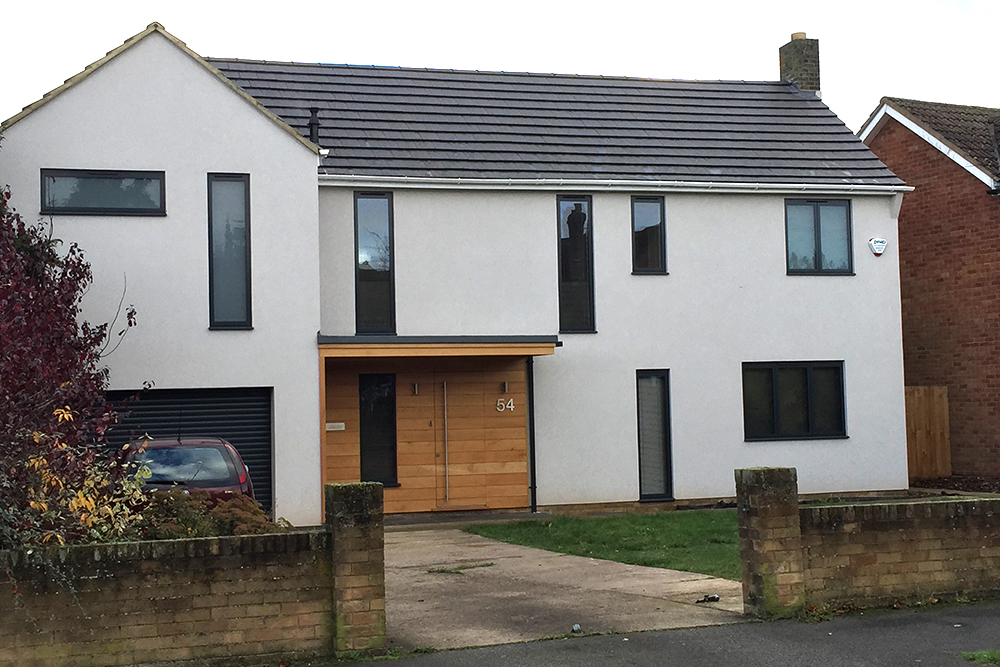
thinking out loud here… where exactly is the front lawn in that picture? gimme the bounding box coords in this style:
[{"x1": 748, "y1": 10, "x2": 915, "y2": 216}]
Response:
[{"x1": 467, "y1": 508, "x2": 740, "y2": 580}]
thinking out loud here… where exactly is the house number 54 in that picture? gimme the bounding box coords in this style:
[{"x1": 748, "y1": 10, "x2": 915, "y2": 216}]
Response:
[{"x1": 496, "y1": 398, "x2": 515, "y2": 412}]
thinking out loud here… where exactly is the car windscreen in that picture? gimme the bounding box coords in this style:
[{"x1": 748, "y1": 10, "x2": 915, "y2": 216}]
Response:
[{"x1": 135, "y1": 446, "x2": 237, "y2": 487}]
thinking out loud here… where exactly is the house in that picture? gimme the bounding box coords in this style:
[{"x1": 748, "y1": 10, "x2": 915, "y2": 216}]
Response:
[
  {"x1": 0, "y1": 26, "x2": 910, "y2": 524},
  {"x1": 859, "y1": 98, "x2": 1000, "y2": 477}
]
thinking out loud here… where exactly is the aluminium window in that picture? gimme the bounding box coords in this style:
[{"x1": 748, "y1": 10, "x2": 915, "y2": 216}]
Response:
[
  {"x1": 355, "y1": 193, "x2": 395, "y2": 334},
  {"x1": 742, "y1": 361, "x2": 846, "y2": 441},
  {"x1": 785, "y1": 200, "x2": 853, "y2": 274},
  {"x1": 632, "y1": 196, "x2": 666, "y2": 274},
  {"x1": 208, "y1": 174, "x2": 252, "y2": 329},
  {"x1": 557, "y1": 195, "x2": 595, "y2": 332},
  {"x1": 359, "y1": 373, "x2": 398, "y2": 486},
  {"x1": 41, "y1": 169, "x2": 165, "y2": 215},
  {"x1": 637, "y1": 370, "x2": 672, "y2": 500}
]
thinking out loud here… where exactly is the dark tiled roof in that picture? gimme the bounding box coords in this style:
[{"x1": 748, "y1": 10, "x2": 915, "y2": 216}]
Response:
[
  {"x1": 880, "y1": 97, "x2": 1000, "y2": 182},
  {"x1": 208, "y1": 59, "x2": 903, "y2": 186}
]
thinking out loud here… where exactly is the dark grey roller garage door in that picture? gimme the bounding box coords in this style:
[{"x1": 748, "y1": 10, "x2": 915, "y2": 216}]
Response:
[{"x1": 105, "y1": 387, "x2": 274, "y2": 512}]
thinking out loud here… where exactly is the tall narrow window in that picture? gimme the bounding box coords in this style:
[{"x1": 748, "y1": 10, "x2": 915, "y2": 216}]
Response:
[
  {"x1": 355, "y1": 193, "x2": 395, "y2": 334},
  {"x1": 208, "y1": 174, "x2": 251, "y2": 329},
  {"x1": 359, "y1": 374, "x2": 397, "y2": 485},
  {"x1": 637, "y1": 370, "x2": 672, "y2": 500},
  {"x1": 786, "y1": 200, "x2": 853, "y2": 274},
  {"x1": 632, "y1": 196, "x2": 666, "y2": 273},
  {"x1": 557, "y1": 195, "x2": 595, "y2": 332}
]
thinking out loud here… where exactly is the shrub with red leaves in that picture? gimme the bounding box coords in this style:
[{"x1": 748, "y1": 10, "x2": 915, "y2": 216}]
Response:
[{"x1": 0, "y1": 185, "x2": 135, "y2": 548}]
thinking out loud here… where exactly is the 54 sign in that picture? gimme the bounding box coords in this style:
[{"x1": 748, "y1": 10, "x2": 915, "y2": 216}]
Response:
[{"x1": 496, "y1": 398, "x2": 515, "y2": 412}]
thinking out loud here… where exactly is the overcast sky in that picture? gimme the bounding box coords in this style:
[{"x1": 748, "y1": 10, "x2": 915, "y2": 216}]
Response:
[{"x1": 3, "y1": 0, "x2": 998, "y2": 133}]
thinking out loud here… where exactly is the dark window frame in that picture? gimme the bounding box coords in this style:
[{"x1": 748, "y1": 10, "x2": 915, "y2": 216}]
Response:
[
  {"x1": 742, "y1": 361, "x2": 848, "y2": 441},
  {"x1": 557, "y1": 194, "x2": 596, "y2": 333},
  {"x1": 358, "y1": 373, "x2": 399, "y2": 487},
  {"x1": 354, "y1": 192, "x2": 396, "y2": 335},
  {"x1": 631, "y1": 195, "x2": 667, "y2": 275},
  {"x1": 207, "y1": 173, "x2": 252, "y2": 330},
  {"x1": 40, "y1": 168, "x2": 166, "y2": 216},
  {"x1": 636, "y1": 369, "x2": 673, "y2": 501},
  {"x1": 785, "y1": 199, "x2": 854, "y2": 275}
]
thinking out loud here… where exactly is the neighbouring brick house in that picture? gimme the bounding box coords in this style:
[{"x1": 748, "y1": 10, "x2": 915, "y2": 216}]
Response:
[{"x1": 860, "y1": 98, "x2": 1000, "y2": 476}]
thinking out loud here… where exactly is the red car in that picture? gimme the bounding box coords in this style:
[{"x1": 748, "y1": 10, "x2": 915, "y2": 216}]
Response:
[{"x1": 126, "y1": 437, "x2": 255, "y2": 503}]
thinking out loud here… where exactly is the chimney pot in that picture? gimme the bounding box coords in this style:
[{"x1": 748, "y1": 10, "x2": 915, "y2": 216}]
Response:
[{"x1": 791, "y1": 32, "x2": 806, "y2": 40}]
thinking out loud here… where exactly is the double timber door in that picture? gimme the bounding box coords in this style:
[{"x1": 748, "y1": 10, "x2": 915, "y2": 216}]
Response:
[{"x1": 323, "y1": 357, "x2": 530, "y2": 514}]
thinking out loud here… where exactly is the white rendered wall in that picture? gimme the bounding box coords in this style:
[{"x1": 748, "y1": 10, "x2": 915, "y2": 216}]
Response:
[
  {"x1": 0, "y1": 34, "x2": 323, "y2": 525},
  {"x1": 320, "y1": 187, "x2": 907, "y2": 504},
  {"x1": 320, "y1": 188, "x2": 557, "y2": 335},
  {"x1": 532, "y1": 192, "x2": 907, "y2": 504}
]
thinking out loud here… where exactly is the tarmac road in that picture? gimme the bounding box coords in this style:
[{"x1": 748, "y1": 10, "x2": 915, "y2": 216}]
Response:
[{"x1": 361, "y1": 600, "x2": 1000, "y2": 667}]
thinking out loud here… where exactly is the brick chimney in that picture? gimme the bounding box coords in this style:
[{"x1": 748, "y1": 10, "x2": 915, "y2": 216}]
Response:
[{"x1": 779, "y1": 32, "x2": 820, "y2": 95}]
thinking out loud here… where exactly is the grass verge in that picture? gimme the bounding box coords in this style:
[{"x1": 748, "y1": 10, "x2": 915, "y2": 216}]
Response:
[
  {"x1": 962, "y1": 650, "x2": 1000, "y2": 664},
  {"x1": 467, "y1": 509, "x2": 740, "y2": 580}
]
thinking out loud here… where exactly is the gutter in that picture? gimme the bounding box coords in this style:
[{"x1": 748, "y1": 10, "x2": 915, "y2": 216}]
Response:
[{"x1": 317, "y1": 173, "x2": 912, "y2": 195}]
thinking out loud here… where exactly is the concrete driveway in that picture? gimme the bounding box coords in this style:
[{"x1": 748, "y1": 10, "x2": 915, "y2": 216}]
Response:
[{"x1": 384, "y1": 528, "x2": 746, "y2": 650}]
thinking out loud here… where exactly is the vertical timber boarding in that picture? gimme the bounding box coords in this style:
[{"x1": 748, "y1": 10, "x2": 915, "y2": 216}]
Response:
[
  {"x1": 321, "y1": 357, "x2": 530, "y2": 514},
  {"x1": 904, "y1": 386, "x2": 951, "y2": 480}
]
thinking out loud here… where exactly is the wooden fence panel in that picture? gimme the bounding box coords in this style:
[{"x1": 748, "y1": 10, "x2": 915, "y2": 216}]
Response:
[{"x1": 905, "y1": 386, "x2": 951, "y2": 480}]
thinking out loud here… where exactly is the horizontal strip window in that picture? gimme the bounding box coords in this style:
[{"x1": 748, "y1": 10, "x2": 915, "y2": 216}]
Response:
[
  {"x1": 41, "y1": 169, "x2": 165, "y2": 215},
  {"x1": 742, "y1": 361, "x2": 846, "y2": 441},
  {"x1": 632, "y1": 196, "x2": 667, "y2": 274}
]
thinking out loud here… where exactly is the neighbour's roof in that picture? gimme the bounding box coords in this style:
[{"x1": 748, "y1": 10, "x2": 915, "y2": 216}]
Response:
[
  {"x1": 208, "y1": 59, "x2": 903, "y2": 187},
  {"x1": 873, "y1": 97, "x2": 1000, "y2": 182}
]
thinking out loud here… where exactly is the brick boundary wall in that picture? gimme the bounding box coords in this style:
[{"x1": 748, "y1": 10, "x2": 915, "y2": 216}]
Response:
[
  {"x1": 737, "y1": 468, "x2": 1000, "y2": 619},
  {"x1": 0, "y1": 482, "x2": 385, "y2": 666}
]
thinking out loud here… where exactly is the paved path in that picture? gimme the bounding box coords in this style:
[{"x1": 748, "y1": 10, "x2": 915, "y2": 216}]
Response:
[
  {"x1": 384, "y1": 528, "x2": 744, "y2": 650},
  {"x1": 370, "y1": 600, "x2": 1000, "y2": 667}
]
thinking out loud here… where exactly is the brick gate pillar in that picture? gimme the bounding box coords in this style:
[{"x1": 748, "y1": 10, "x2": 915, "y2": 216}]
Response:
[
  {"x1": 735, "y1": 467, "x2": 805, "y2": 619},
  {"x1": 324, "y1": 482, "x2": 386, "y2": 655}
]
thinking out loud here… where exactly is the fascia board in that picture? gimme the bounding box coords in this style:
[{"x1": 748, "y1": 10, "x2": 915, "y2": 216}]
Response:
[
  {"x1": 318, "y1": 174, "x2": 911, "y2": 195},
  {"x1": 860, "y1": 104, "x2": 996, "y2": 188}
]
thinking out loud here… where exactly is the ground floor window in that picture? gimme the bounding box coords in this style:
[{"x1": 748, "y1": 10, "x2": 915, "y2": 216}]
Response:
[
  {"x1": 637, "y1": 370, "x2": 672, "y2": 500},
  {"x1": 359, "y1": 373, "x2": 398, "y2": 485},
  {"x1": 742, "y1": 361, "x2": 846, "y2": 440}
]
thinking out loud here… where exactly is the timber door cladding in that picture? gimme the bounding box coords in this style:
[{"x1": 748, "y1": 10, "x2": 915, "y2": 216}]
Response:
[{"x1": 324, "y1": 357, "x2": 530, "y2": 513}]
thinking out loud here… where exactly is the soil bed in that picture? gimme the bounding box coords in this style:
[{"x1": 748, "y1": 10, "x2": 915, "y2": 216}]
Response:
[{"x1": 911, "y1": 475, "x2": 1000, "y2": 494}]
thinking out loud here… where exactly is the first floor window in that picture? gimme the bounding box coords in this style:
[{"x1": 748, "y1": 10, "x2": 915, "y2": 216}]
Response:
[
  {"x1": 208, "y1": 173, "x2": 251, "y2": 328},
  {"x1": 742, "y1": 361, "x2": 846, "y2": 440},
  {"x1": 637, "y1": 370, "x2": 672, "y2": 500},
  {"x1": 557, "y1": 195, "x2": 595, "y2": 332},
  {"x1": 785, "y1": 200, "x2": 852, "y2": 274},
  {"x1": 355, "y1": 193, "x2": 395, "y2": 334},
  {"x1": 632, "y1": 196, "x2": 666, "y2": 273},
  {"x1": 41, "y1": 168, "x2": 165, "y2": 215},
  {"x1": 359, "y1": 373, "x2": 397, "y2": 485}
]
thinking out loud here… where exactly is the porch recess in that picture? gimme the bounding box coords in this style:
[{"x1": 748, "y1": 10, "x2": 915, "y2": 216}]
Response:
[{"x1": 318, "y1": 336, "x2": 557, "y2": 514}]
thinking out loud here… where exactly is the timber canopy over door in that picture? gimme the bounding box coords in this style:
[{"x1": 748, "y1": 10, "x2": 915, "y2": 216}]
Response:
[{"x1": 323, "y1": 357, "x2": 530, "y2": 514}]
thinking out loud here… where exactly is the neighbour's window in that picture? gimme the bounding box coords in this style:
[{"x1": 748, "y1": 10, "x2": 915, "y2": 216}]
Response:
[
  {"x1": 41, "y1": 169, "x2": 165, "y2": 215},
  {"x1": 208, "y1": 174, "x2": 252, "y2": 329},
  {"x1": 632, "y1": 196, "x2": 666, "y2": 274},
  {"x1": 637, "y1": 370, "x2": 672, "y2": 500},
  {"x1": 742, "y1": 361, "x2": 846, "y2": 440},
  {"x1": 355, "y1": 193, "x2": 395, "y2": 334},
  {"x1": 785, "y1": 200, "x2": 852, "y2": 274},
  {"x1": 557, "y1": 195, "x2": 595, "y2": 332}
]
